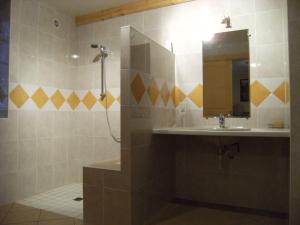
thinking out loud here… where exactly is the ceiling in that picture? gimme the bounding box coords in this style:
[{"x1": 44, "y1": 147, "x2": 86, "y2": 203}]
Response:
[{"x1": 41, "y1": 0, "x2": 138, "y2": 16}]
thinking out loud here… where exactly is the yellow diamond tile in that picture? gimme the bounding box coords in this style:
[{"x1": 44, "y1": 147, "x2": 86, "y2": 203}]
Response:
[
  {"x1": 274, "y1": 81, "x2": 289, "y2": 104},
  {"x1": 160, "y1": 82, "x2": 170, "y2": 106},
  {"x1": 31, "y1": 88, "x2": 49, "y2": 109},
  {"x1": 148, "y1": 79, "x2": 159, "y2": 106},
  {"x1": 116, "y1": 96, "x2": 121, "y2": 104},
  {"x1": 82, "y1": 91, "x2": 97, "y2": 110},
  {"x1": 251, "y1": 80, "x2": 271, "y2": 107},
  {"x1": 67, "y1": 92, "x2": 80, "y2": 110},
  {"x1": 172, "y1": 86, "x2": 186, "y2": 107},
  {"x1": 188, "y1": 84, "x2": 203, "y2": 108},
  {"x1": 100, "y1": 91, "x2": 115, "y2": 109},
  {"x1": 51, "y1": 90, "x2": 65, "y2": 110},
  {"x1": 9, "y1": 85, "x2": 29, "y2": 108},
  {"x1": 131, "y1": 73, "x2": 145, "y2": 104}
]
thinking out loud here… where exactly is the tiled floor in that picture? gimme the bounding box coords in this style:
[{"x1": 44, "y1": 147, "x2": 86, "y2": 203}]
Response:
[
  {"x1": 1, "y1": 184, "x2": 288, "y2": 225},
  {"x1": 0, "y1": 202, "x2": 288, "y2": 225},
  {"x1": 151, "y1": 204, "x2": 288, "y2": 225},
  {"x1": 18, "y1": 183, "x2": 83, "y2": 219},
  {"x1": 0, "y1": 203, "x2": 83, "y2": 225}
]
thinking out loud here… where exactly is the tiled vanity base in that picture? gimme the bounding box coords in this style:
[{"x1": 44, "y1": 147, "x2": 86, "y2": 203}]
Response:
[
  {"x1": 83, "y1": 160, "x2": 131, "y2": 225},
  {"x1": 173, "y1": 136, "x2": 289, "y2": 214}
]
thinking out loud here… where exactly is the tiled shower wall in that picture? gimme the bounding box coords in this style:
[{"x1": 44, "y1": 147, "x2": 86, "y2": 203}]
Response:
[
  {"x1": 127, "y1": 26, "x2": 176, "y2": 225},
  {"x1": 0, "y1": 0, "x2": 120, "y2": 205},
  {"x1": 0, "y1": 0, "x2": 77, "y2": 204},
  {"x1": 288, "y1": 0, "x2": 300, "y2": 224}
]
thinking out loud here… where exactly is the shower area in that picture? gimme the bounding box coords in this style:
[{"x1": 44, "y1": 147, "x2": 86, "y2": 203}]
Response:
[
  {"x1": 0, "y1": 0, "x2": 175, "y2": 223},
  {"x1": 1, "y1": 0, "x2": 123, "y2": 220}
]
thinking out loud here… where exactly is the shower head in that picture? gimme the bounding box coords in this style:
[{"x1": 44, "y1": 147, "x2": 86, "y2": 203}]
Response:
[
  {"x1": 91, "y1": 44, "x2": 99, "y2": 48},
  {"x1": 100, "y1": 45, "x2": 108, "y2": 58},
  {"x1": 91, "y1": 44, "x2": 108, "y2": 63},
  {"x1": 93, "y1": 54, "x2": 101, "y2": 63}
]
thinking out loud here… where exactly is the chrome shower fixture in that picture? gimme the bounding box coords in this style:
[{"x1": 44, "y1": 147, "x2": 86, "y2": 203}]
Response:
[
  {"x1": 91, "y1": 43, "x2": 121, "y2": 143},
  {"x1": 91, "y1": 44, "x2": 108, "y2": 100}
]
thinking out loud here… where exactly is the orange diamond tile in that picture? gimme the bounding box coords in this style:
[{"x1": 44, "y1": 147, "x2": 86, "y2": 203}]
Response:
[
  {"x1": 131, "y1": 74, "x2": 145, "y2": 104},
  {"x1": 188, "y1": 84, "x2": 203, "y2": 108},
  {"x1": 31, "y1": 88, "x2": 49, "y2": 109},
  {"x1": 9, "y1": 85, "x2": 29, "y2": 108},
  {"x1": 67, "y1": 92, "x2": 80, "y2": 110},
  {"x1": 160, "y1": 82, "x2": 170, "y2": 106},
  {"x1": 116, "y1": 96, "x2": 121, "y2": 104},
  {"x1": 251, "y1": 80, "x2": 271, "y2": 107},
  {"x1": 274, "y1": 81, "x2": 289, "y2": 104},
  {"x1": 172, "y1": 86, "x2": 186, "y2": 107},
  {"x1": 51, "y1": 90, "x2": 65, "y2": 110},
  {"x1": 82, "y1": 91, "x2": 97, "y2": 110},
  {"x1": 148, "y1": 79, "x2": 159, "y2": 106},
  {"x1": 99, "y1": 91, "x2": 115, "y2": 109}
]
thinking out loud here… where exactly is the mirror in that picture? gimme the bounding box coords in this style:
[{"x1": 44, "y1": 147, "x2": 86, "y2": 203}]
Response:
[{"x1": 203, "y1": 29, "x2": 250, "y2": 118}]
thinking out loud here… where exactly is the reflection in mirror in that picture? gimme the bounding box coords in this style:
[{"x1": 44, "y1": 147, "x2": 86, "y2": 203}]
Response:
[{"x1": 203, "y1": 29, "x2": 250, "y2": 118}]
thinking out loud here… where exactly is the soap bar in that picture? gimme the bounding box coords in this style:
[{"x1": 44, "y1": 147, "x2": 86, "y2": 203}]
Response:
[{"x1": 268, "y1": 120, "x2": 284, "y2": 129}]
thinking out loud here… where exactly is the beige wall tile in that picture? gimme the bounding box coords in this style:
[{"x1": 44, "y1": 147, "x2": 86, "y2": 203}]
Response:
[
  {"x1": 19, "y1": 140, "x2": 37, "y2": 171},
  {"x1": 230, "y1": 0, "x2": 255, "y2": 16},
  {"x1": 37, "y1": 139, "x2": 54, "y2": 166},
  {"x1": 0, "y1": 110, "x2": 18, "y2": 142},
  {"x1": 53, "y1": 163, "x2": 68, "y2": 188},
  {"x1": 17, "y1": 168, "x2": 37, "y2": 199},
  {"x1": 38, "y1": 32, "x2": 54, "y2": 61},
  {"x1": 0, "y1": 141, "x2": 19, "y2": 175},
  {"x1": 255, "y1": 0, "x2": 284, "y2": 12},
  {"x1": 255, "y1": 10, "x2": 284, "y2": 45},
  {"x1": 0, "y1": 173, "x2": 19, "y2": 204},
  {"x1": 36, "y1": 112, "x2": 54, "y2": 139},
  {"x1": 256, "y1": 44, "x2": 285, "y2": 77},
  {"x1": 19, "y1": 111, "x2": 37, "y2": 140},
  {"x1": 19, "y1": 24, "x2": 38, "y2": 57},
  {"x1": 19, "y1": 0, "x2": 38, "y2": 27},
  {"x1": 37, "y1": 165, "x2": 53, "y2": 193}
]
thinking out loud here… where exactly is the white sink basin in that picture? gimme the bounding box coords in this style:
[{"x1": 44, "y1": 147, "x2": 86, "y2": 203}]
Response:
[
  {"x1": 209, "y1": 126, "x2": 251, "y2": 131},
  {"x1": 188, "y1": 126, "x2": 251, "y2": 131}
]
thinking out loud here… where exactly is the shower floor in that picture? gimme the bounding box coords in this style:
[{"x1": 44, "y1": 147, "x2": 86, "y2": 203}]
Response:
[{"x1": 18, "y1": 183, "x2": 83, "y2": 219}]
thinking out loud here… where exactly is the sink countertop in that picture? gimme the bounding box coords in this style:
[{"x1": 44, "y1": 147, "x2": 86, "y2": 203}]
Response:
[{"x1": 153, "y1": 127, "x2": 290, "y2": 137}]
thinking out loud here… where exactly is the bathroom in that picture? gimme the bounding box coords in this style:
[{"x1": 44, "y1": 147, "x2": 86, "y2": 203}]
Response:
[{"x1": 0, "y1": 0, "x2": 299, "y2": 224}]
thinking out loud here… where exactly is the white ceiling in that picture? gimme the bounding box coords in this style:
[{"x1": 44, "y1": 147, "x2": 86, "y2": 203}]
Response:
[{"x1": 41, "y1": 0, "x2": 138, "y2": 16}]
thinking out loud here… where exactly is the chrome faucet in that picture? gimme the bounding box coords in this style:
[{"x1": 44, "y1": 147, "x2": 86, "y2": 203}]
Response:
[{"x1": 219, "y1": 114, "x2": 225, "y2": 128}]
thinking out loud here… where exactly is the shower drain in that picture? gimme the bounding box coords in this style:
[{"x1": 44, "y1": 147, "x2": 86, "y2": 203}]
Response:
[{"x1": 73, "y1": 197, "x2": 83, "y2": 201}]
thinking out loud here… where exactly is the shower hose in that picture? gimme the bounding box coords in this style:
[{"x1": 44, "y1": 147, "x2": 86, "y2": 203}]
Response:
[{"x1": 102, "y1": 59, "x2": 121, "y2": 143}]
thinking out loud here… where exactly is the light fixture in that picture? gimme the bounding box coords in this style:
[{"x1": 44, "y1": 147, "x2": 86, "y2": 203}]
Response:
[
  {"x1": 221, "y1": 16, "x2": 232, "y2": 28},
  {"x1": 71, "y1": 54, "x2": 80, "y2": 59}
]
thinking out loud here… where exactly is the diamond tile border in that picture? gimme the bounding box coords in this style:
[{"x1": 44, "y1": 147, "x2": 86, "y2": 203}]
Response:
[
  {"x1": 9, "y1": 83, "x2": 121, "y2": 112},
  {"x1": 9, "y1": 79, "x2": 288, "y2": 111}
]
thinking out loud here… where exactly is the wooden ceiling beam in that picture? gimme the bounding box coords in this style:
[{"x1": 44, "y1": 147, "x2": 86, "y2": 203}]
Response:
[{"x1": 76, "y1": 0, "x2": 194, "y2": 26}]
